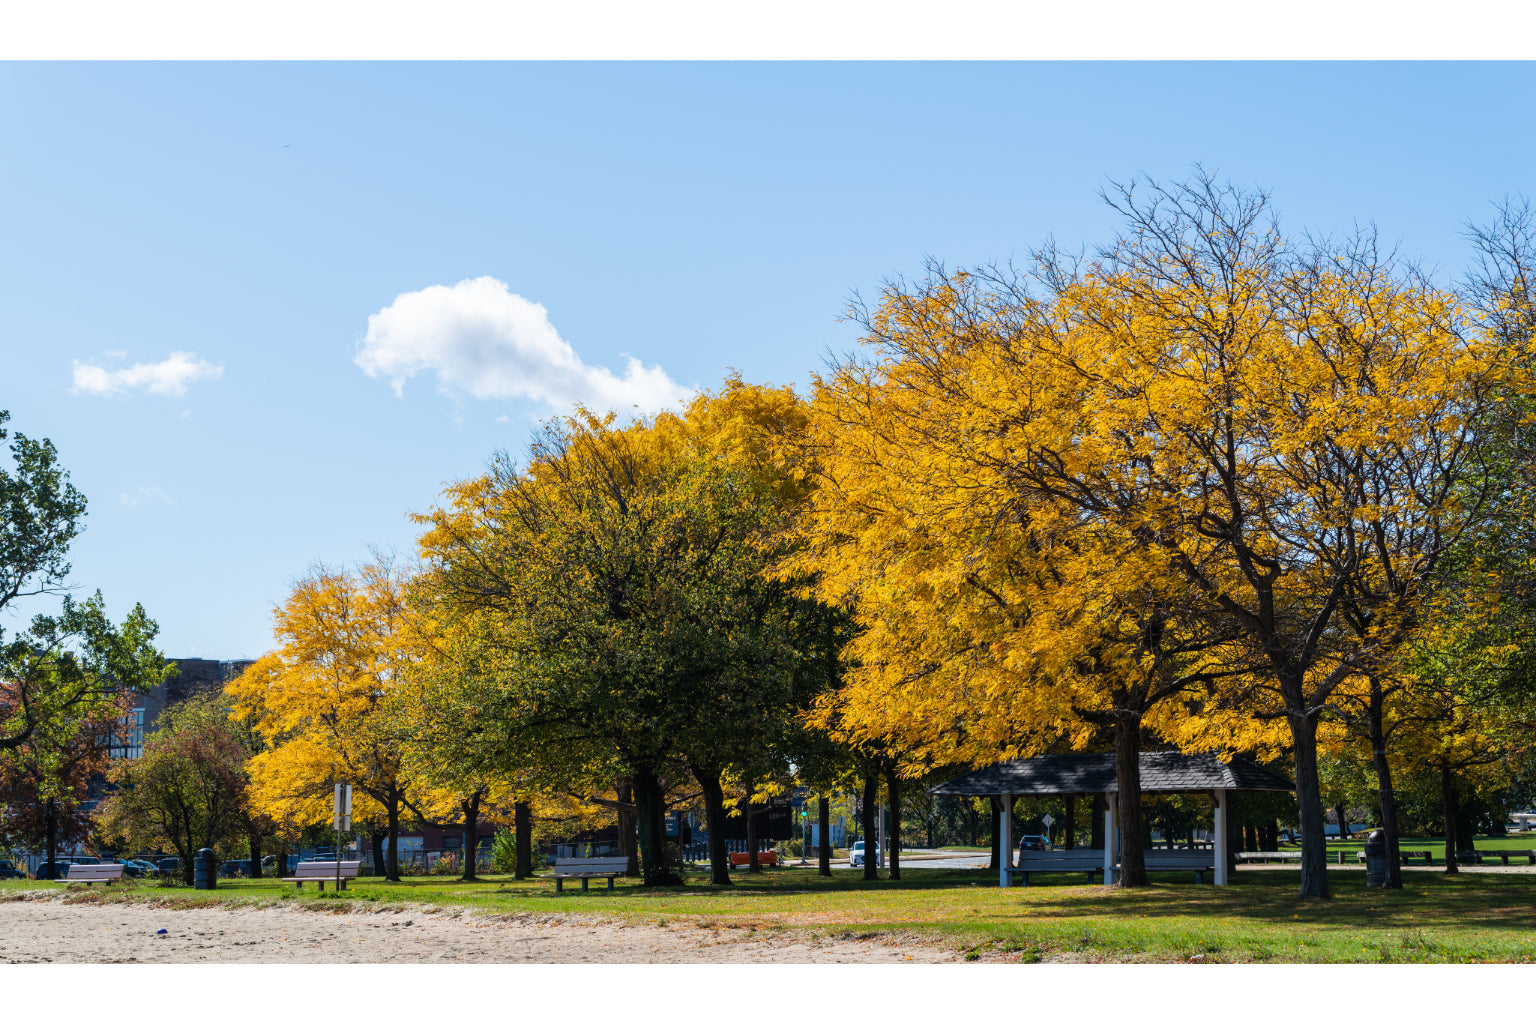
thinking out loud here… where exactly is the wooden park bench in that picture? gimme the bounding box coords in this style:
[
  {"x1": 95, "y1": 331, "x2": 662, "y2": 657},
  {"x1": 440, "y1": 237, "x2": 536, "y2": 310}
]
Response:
[
  {"x1": 61, "y1": 863, "x2": 124, "y2": 886},
  {"x1": 1356, "y1": 849, "x2": 1434, "y2": 866},
  {"x1": 1487, "y1": 849, "x2": 1536, "y2": 865},
  {"x1": 550, "y1": 856, "x2": 628, "y2": 893},
  {"x1": 1008, "y1": 850, "x2": 1105, "y2": 886},
  {"x1": 1238, "y1": 851, "x2": 1301, "y2": 864},
  {"x1": 728, "y1": 850, "x2": 779, "y2": 868},
  {"x1": 281, "y1": 860, "x2": 360, "y2": 891},
  {"x1": 1143, "y1": 851, "x2": 1217, "y2": 883}
]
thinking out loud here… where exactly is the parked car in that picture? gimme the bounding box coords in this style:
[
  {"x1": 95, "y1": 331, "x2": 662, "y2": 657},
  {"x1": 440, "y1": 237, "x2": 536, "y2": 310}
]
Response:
[
  {"x1": 1017, "y1": 835, "x2": 1052, "y2": 852},
  {"x1": 848, "y1": 841, "x2": 880, "y2": 867},
  {"x1": 114, "y1": 858, "x2": 144, "y2": 878},
  {"x1": 0, "y1": 859, "x2": 25, "y2": 879},
  {"x1": 130, "y1": 860, "x2": 160, "y2": 875},
  {"x1": 157, "y1": 857, "x2": 181, "y2": 877}
]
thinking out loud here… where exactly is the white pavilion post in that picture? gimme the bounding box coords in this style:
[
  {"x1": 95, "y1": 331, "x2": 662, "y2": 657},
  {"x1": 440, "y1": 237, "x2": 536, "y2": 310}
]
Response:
[
  {"x1": 1213, "y1": 789, "x2": 1228, "y2": 886},
  {"x1": 1103, "y1": 793, "x2": 1116, "y2": 885},
  {"x1": 998, "y1": 794, "x2": 1013, "y2": 887}
]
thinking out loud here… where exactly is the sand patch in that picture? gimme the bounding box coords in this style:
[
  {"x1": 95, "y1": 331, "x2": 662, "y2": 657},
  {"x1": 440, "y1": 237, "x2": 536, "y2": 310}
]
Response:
[{"x1": 0, "y1": 894, "x2": 968, "y2": 964}]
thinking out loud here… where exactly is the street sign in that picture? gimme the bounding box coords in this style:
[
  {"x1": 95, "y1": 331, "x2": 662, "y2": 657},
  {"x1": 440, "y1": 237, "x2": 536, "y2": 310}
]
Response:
[
  {"x1": 333, "y1": 783, "x2": 353, "y2": 830},
  {"x1": 1042, "y1": 813, "x2": 1054, "y2": 827}
]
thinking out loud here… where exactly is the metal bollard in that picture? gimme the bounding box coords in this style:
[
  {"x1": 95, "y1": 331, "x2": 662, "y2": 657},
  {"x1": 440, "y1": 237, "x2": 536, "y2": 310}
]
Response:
[{"x1": 194, "y1": 848, "x2": 217, "y2": 890}]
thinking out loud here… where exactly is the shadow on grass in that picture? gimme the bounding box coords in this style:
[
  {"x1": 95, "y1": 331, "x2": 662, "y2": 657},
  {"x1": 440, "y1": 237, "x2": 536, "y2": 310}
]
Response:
[
  {"x1": 465, "y1": 865, "x2": 1536, "y2": 932},
  {"x1": 989, "y1": 869, "x2": 1536, "y2": 934}
]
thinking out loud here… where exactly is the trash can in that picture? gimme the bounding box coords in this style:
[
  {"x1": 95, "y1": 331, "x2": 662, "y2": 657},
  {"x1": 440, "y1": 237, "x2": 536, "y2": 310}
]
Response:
[
  {"x1": 194, "y1": 848, "x2": 217, "y2": 890},
  {"x1": 1363, "y1": 829, "x2": 1387, "y2": 888}
]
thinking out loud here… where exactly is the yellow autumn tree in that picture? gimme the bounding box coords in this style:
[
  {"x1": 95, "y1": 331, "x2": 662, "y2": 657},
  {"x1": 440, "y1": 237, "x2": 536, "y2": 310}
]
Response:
[
  {"x1": 228, "y1": 559, "x2": 429, "y2": 880},
  {"x1": 782, "y1": 171, "x2": 1530, "y2": 897}
]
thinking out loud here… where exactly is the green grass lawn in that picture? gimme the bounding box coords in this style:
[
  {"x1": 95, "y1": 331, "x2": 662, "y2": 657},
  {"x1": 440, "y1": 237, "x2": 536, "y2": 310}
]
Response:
[
  {"x1": 1319, "y1": 834, "x2": 1536, "y2": 855},
  {"x1": 5, "y1": 860, "x2": 1532, "y2": 963}
]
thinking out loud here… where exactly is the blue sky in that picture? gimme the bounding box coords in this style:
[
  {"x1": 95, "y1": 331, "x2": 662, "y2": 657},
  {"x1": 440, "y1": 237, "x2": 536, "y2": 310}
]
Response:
[{"x1": 3, "y1": 61, "x2": 1534, "y2": 659}]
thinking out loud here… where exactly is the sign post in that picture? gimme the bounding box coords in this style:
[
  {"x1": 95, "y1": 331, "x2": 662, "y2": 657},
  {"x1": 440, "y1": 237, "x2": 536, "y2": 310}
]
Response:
[
  {"x1": 1042, "y1": 812, "x2": 1055, "y2": 847},
  {"x1": 333, "y1": 783, "x2": 352, "y2": 890}
]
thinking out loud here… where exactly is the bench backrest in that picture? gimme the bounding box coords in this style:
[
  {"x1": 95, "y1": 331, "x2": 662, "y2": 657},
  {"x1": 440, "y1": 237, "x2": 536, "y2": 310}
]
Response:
[
  {"x1": 1142, "y1": 853, "x2": 1215, "y2": 868},
  {"x1": 552, "y1": 856, "x2": 630, "y2": 874},
  {"x1": 1016, "y1": 851, "x2": 1104, "y2": 867},
  {"x1": 292, "y1": 861, "x2": 360, "y2": 878},
  {"x1": 66, "y1": 864, "x2": 124, "y2": 880}
]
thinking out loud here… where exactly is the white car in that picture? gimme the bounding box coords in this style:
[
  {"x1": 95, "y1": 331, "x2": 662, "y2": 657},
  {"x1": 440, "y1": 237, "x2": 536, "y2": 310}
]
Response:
[{"x1": 848, "y1": 841, "x2": 880, "y2": 867}]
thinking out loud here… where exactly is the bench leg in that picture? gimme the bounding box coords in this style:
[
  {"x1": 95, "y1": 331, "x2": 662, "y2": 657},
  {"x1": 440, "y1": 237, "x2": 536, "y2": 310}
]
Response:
[
  {"x1": 318, "y1": 881, "x2": 326, "y2": 892},
  {"x1": 1195, "y1": 872, "x2": 1205, "y2": 885},
  {"x1": 581, "y1": 877, "x2": 589, "y2": 893},
  {"x1": 606, "y1": 877, "x2": 614, "y2": 890},
  {"x1": 555, "y1": 878, "x2": 563, "y2": 893}
]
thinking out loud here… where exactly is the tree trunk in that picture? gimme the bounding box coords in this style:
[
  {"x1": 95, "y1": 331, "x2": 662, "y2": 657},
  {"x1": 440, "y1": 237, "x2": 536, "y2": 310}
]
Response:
[
  {"x1": 690, "y1": 763, "x2": 733, "y2": 885},
  {"x1": 180, "y1": 818, "x2": 196, "y2": 885},
  {"x1": 861, "y1": 771, "x2": 879, "y2": 881},
  {"x1": 614, "y1": 779, "x2": 639, "y2": 877},
  {"x1": 249, "y1": 831, "x2": 263, "y2": 879},
  {"x1": 371, "y1": 828, "x2": 385, "y2": 877},
  {"x1": 1441, "y1": 765, "x2": 1459, "y2": 875},
  {"x1": 45, "y1": 798, "x2": 58, "y2": 880},
  {"x1": 1454, "y1": 798, "x2": 1477, "y2": 854},
  {"x1": 746, "y1": 791, "x2": 761, "y2": 873},
  {"x1": 817, "y1": 795, "x2": 831, "y2": 877},
  {"x1": 386, "y1": 792, "x2": 401, "y2": 881},
  {"x1": 632, "y1": 762, "x2": 681, "y2": 886},
  {"x1": 989, "y1": 796, "x2": 1001, "y2": 867},
  {"x1": 1063, "y1": 795, "x2": 1076, "y2": 851},
  {"x1": 1287, "y1": 708, "x2": 1330, "y2": 898},
  {"x1": 1113, "y1": 718, "x2": 1147, "y2": 888},
  {"x1": 460, "y1": 790, "x2": 480, "y2": 881},
  {"x1": 885, "y1": 764, "x2": 902, "y2": 881},
  {"x1": 1367, "y1": 697, "x2": 1403, "y2": 887},
  {"x1": 1333, "y1": 803, "x2": 1349, "y2": 840},
  {"x1": 1225, "y1": 793, "x2": 1238, "y2": 877},
  {"x1": 512, "y1": 801, "x2": 533, "y2": 878}
]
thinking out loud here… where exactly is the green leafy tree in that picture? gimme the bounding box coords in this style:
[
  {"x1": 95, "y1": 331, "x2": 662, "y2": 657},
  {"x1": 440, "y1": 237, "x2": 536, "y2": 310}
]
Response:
[
  {"x1": 97, "y1": 693, "x2": 257, "y2": 884},
  {"x1": 415, "y1": 382, "x2": 827, "y2": 887}
]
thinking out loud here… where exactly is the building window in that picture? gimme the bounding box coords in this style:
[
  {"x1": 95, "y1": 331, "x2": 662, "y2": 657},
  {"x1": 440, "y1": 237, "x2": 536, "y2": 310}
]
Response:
[
  {"x1": 109, "y1": 708, "x2": 145, "y2": 759},
  {"x1": 442, "y1": 835, "x2": 462, "y2": 851}
]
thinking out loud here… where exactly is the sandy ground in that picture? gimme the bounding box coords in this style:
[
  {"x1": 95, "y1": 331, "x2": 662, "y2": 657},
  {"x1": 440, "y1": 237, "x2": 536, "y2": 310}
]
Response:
[{"x1": 0, "y1": 894, "x2": 967, "y2": 964}]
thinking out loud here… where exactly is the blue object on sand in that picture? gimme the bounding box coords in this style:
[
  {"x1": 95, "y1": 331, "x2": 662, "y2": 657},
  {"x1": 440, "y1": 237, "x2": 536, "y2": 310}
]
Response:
[{"x1": 156, "y1": 928, "x2": 168, "y2": 935}]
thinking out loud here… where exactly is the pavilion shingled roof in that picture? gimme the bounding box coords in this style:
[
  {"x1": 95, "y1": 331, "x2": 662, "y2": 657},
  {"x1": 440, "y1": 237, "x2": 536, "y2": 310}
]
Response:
[{"x1": 927, "y1": 751, "x2": 1294, "y2": 797}]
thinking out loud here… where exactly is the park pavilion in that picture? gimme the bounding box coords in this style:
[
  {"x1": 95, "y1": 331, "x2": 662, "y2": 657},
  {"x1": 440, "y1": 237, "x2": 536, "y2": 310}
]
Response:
[{"x1": 929, "y1": 751, "x2": 1295, "y2": 886}]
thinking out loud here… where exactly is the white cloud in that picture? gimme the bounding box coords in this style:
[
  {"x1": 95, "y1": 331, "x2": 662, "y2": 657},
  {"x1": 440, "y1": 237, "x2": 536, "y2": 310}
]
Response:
[
  {"x1": 119, "y1": 485, "x2": 176, "y2": 508},
  {"x1": 354, "y1": 277, "x2": 692, "y2": 415},
  {"x1": 72, "y1": 351, "x2": 223, "y2": 398}
]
